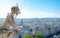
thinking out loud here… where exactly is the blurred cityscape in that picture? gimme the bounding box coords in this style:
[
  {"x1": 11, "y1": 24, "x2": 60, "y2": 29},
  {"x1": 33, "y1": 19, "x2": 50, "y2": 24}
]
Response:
[{"x1": 0, "y1": 18, "x2": 60, "y2": 38}]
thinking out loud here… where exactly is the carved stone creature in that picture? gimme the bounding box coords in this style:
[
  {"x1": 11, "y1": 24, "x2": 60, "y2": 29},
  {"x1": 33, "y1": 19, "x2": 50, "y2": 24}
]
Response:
[{"x1": 0, "y1": 4, "x2": 21, "y2": 38}]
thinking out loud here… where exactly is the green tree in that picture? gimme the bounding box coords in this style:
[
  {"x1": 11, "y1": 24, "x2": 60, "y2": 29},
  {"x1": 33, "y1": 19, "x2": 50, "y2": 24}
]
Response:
[
  {"x1": 23, "y1": 34, "x2": 33, "y2": 38},
  {"x1": 36, "y1": 33, "x2": 44, "y2": 38}
]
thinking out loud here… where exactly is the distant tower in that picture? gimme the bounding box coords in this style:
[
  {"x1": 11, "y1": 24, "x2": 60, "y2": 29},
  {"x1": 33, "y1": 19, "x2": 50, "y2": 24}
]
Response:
[
  {"x1": 54, "y1": 26, "x2": 58, "y2": 34},
  {"x1": 21, "y1": 19, "x2": 23, "y2": 26},
  {"x1": 45, "y1": 25, "x2": 51, "y2": 36},
  {"x1": 32, "y1": 18, "x2": 37, "y2": 38}
]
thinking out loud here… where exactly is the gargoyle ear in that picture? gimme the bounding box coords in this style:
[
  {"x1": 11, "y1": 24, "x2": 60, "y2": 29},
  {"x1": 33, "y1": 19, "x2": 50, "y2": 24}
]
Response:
[
  {"x1": 16, "y1": 3, "x2": 18, "y2": 8},
  {"x1": 16, "y1": 3, "x2": 21, "y2": 14}
]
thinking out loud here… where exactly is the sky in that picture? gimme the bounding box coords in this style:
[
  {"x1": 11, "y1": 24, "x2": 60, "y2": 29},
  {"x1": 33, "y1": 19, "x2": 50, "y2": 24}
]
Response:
[{"x1": 0, "y1": 0, "x2": 60, "y2": 18}]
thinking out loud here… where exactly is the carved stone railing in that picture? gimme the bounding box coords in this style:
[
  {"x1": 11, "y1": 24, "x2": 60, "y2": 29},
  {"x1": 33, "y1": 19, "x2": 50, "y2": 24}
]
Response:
[{"x1": 0, "y1": 30, "x2": 18, "y2": 38}]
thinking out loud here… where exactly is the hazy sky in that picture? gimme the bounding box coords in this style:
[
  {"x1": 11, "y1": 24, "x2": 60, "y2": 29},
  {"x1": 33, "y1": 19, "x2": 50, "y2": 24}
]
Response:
[{"x1": 0, "y1": 0, "x2": 60, "y2": 18}]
